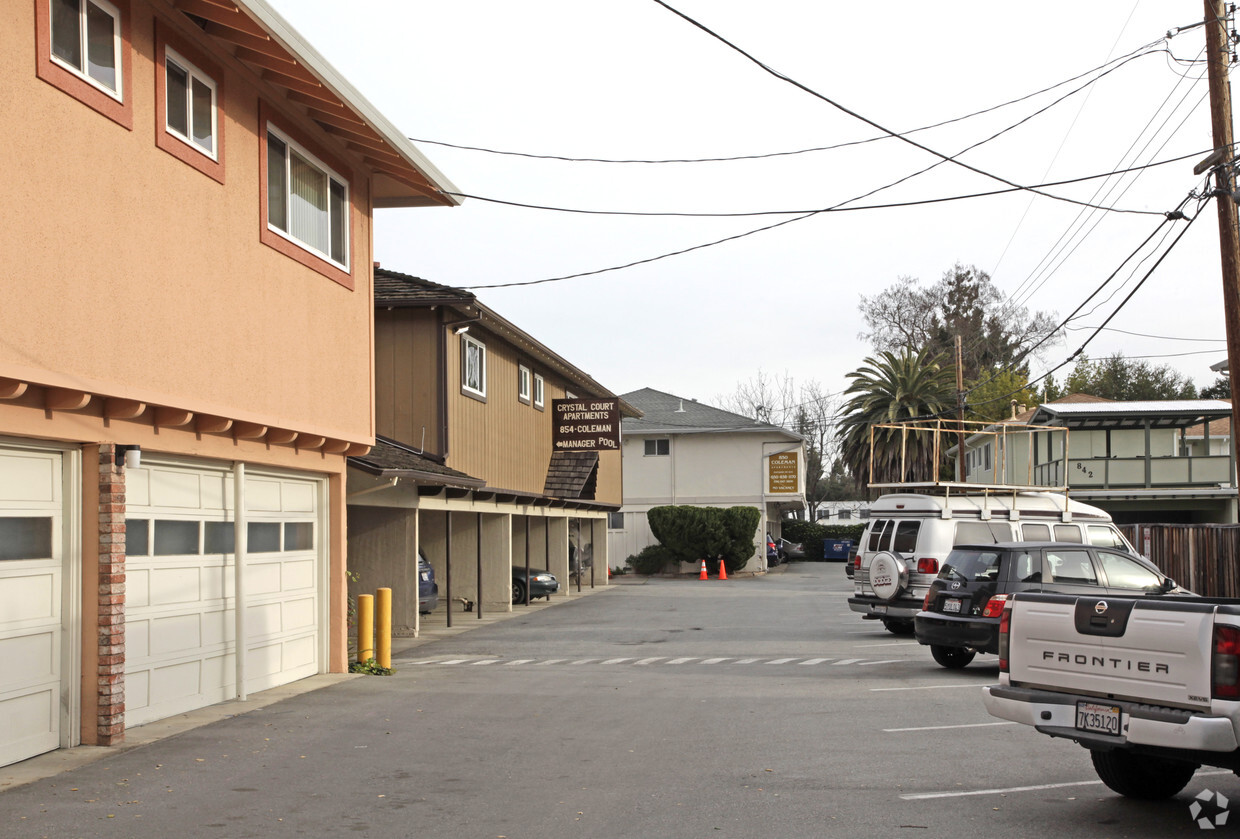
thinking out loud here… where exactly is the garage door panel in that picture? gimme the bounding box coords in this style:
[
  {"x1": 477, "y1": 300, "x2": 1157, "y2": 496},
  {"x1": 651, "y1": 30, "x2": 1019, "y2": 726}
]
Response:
[
  {"x1": 0, "y1": 566, "x2": 59, "y2": 626},
  {"x1": 150, "y1": 566, "x2": 204, "y2": 606},
  {"x1": 149, "y1": 613, "x2": 202, "y2": 656},
  {"x1": 283, "y1": 559, "x2": 315, "y2": 591},
  {"x1": 283, "y1": 597, "x2": 316, "y2": 632},
  {"x1": 0, "y1": 452, "x2": 59, "y2": 505},
  {"x1": 149, "y1": 469, "x2": 208, "y2": 510},
  {"x1": 0, "y1": 687, "x2": 58, "y2": 766},
  {"x1": 282, "y1": 483, "x2": 315, "y2": 513},
  {"x1": 247, "y1": 479, "x2": 283, "y2": 512},
  {"x1": 248, "y1": 562, "x2": 282, "y2": 596},
  {"x1": 0, "y1": 631, "x2": 56, "y2": 691}
]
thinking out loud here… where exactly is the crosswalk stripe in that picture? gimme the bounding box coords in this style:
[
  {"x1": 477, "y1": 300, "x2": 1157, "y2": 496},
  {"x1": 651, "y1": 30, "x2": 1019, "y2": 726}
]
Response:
[
  {"x1": 832, "y1": 659, "x2": 863, "y2": 665},
  {"x1": 506, "y1": 659, "x2": 536, "y2": 665},
  {"x1": 634, "y1": 657, "x2": 664, "y2": 665},
  {"x1": 407, "y1": 656, "x2": 906, "y2": 668},
  {"x1": 700, "y1": 658, "x2": 729, "y2": 664},
  {"x1": 800, "y1": 658, "x2": 832, "y2": 665},
  {"x1": 469, "y1": 659, "x2": 498, "y2": 665},
  {"x1": 666, "y1": 657, "x2": 697, "y2": 664},
  {"x1": 601, "y1": 658, "x2": 632, "y2": 664},
  {"x1": 766, "y1": 658, "x2": 797, "y2": 664}
]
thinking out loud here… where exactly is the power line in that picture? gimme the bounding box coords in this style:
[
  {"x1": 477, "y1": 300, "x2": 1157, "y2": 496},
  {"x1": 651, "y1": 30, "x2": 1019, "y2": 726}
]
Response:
[
  {"x1": 648, "y1": 0, "x2": 1171, "y2": 217},
  {"x1": 448, "y1": 151, "x2": 1201, "y2": 220},
  {"x1": 407, "y1": 43, "x2": 1168, "y2": 165},
  {"x1": 1062, "y1": 325, "x2": 1225, "y2": 342}
]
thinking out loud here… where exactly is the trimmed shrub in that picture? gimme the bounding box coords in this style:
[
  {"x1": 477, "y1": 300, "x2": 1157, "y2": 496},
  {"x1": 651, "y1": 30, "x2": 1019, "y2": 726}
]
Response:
[
  {"x1": 646, "y1": 505, "x2": 762, "y2": 575},
  {"x1": 781, "y1": 520, "x2": 867, "y2": 561},
  {"x1": 627, "y1": 544, "x2": 677, "y2": 576}
]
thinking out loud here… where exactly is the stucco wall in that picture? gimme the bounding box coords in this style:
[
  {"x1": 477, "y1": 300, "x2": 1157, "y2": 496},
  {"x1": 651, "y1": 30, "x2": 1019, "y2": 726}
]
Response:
[{"x1": 3, "y1": 0, "x2": 375, "y2": 443}]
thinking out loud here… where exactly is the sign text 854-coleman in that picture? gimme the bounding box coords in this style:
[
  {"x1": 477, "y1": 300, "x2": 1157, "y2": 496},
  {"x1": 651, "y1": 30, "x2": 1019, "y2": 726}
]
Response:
[{"x1": 552, "y1": 399, "x2": 620, "y2": 450}]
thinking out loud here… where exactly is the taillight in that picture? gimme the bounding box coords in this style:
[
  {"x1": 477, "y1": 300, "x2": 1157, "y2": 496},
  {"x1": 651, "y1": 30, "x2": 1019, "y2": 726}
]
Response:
[
  {"x1": 917, "y1": 557, "x2": 939, "y2": 574},
  {"x1": 853, "y1": 556, "x2": 861, "y2": 569},
  {"x1": 1213, "y1": 625, "x2": 1240, "y2": 699},
  {"x1": 998, "y1": 604, "x2": 1012, "y2": 673},
  {"x1": 923, "y1": 587, "x2": 934, "y2": 610},
  {"x1": 981, "y1": 594, "x2": 1009, "y2": 619}
]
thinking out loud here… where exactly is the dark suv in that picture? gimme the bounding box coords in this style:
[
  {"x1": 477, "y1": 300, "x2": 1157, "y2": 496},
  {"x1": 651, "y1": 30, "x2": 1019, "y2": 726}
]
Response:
[{"x1": 914, "y1": 541, "x2": 1188, "y2": 669}]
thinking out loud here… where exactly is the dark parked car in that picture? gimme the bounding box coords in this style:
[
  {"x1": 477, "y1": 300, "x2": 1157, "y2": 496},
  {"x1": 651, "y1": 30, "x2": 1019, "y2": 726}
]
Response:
[
  {"x1": 766, "y1": 534, "x2": 780, "y2": 566},
  {"x1": 915, "y1": 541, "x2": 1189, "y2": 669},
  {"x1": 512, "y1": 566, "x2": 559, "y2": 604},
  {"x1": 418, "y1": 550, "x2": 439, "y2": 614}
]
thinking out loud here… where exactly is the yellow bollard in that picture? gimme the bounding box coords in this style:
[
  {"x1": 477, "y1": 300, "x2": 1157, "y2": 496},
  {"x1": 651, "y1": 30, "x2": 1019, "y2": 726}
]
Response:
[
  {"x1": 376, "y1": 587, "x2": 392, "y2": 670},
  {"x1": 356, "y1": 593, "x2": 374, "y2": 663}
]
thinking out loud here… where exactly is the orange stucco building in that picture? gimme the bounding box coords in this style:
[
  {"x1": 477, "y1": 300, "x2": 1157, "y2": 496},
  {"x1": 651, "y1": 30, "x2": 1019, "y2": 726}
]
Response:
[{"x1": 0, "y1": 0, "x2": 457, "y2": 768}]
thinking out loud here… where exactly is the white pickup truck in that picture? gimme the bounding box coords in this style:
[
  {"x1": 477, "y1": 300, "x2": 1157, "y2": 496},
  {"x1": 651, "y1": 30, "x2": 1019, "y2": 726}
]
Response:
[{"x1": 983, "y1": 591, "x2": 1240, "y2": 799}]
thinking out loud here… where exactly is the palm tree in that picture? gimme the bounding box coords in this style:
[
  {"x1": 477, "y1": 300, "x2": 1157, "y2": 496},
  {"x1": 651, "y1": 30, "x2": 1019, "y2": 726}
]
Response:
[{"x1": 837, "y1": 348, "x2": 956, "y2": 488}]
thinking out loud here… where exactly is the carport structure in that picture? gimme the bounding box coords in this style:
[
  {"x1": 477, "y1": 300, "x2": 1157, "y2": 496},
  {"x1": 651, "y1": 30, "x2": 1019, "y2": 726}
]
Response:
[{"x1": 346, "y1": 438, "x2": 610, "y2": 632}]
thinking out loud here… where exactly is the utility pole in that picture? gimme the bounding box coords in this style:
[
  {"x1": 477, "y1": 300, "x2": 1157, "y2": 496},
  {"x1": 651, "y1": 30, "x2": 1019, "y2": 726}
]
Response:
[
  {"x1": 1204, "y1": 1, "x2": 1240, "y2": 521},
  {"x1": 1204, "y1": 1, "x2": 1240, "y2": 439},
  {"x1": 955, "y1": 335, "x2": 966, "y2": 483}
]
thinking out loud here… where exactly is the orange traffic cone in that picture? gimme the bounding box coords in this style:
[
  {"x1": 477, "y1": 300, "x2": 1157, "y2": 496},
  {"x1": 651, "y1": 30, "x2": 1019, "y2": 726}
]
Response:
[
  {"x1": 699, "y1": 559, "x2": 708, "y2": 580},
  {"x1": 718, "y1": 559, "x2": 727, "y2": 580}
]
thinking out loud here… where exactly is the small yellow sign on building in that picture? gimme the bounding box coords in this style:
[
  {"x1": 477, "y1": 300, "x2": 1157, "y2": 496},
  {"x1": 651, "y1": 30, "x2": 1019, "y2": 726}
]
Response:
[{"x1": 768, "y1": 451, "x2": 799, "y2": 494}]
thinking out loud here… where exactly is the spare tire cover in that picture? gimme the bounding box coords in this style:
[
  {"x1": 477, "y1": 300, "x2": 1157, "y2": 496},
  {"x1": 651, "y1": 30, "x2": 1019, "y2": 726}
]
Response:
[{"x1": 869, "y1": 551, "x2": 909, "y2": 601}]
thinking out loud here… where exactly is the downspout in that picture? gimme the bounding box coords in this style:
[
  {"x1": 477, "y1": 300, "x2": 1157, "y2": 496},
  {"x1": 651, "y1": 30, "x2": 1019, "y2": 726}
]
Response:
[
  {"x1": 439, "y1": 309, "x2": 450, "y2": 460},
  {"x1": 234, "y1": 462, "x2": 247, "y2": 701}
]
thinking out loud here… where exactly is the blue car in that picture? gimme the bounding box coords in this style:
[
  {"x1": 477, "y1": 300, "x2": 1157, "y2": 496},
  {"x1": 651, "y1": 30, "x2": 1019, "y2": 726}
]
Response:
[{"x1": 418, "y1": 550, "x2": 439, "y2": 614}]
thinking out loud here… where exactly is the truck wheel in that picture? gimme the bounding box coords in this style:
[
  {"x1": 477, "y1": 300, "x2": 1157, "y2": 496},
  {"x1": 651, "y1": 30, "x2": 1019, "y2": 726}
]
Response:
[
  {"x1": 930, "y1": 645, "x2": 976, "y2": 669},
  {"x1": 881, "y1": 618, "x2": 914, "y2": 635},
  {"x1": 1090, "y1": 750, "x2": 1199, "y2": 799}
]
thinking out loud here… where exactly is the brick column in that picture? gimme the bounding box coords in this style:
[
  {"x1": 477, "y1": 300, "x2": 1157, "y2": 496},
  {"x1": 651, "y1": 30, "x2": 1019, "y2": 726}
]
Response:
[{"x1": 97, "y1": 444, "x2": 126, "y2": 744}]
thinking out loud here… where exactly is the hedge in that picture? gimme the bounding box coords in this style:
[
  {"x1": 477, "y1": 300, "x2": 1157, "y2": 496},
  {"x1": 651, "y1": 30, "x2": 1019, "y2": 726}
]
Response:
[{"x1": 781, "y1": 520, "x2": 866, "y2": 561}]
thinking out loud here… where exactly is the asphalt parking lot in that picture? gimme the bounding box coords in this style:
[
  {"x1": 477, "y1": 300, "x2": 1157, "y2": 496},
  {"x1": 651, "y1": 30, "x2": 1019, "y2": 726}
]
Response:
[{"x1": 2, "y1": 561, "x2": 1234, "y2": 838}]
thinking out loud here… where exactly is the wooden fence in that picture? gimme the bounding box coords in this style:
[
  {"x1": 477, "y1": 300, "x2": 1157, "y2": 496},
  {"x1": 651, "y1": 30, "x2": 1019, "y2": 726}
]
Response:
[{"x1": 1119, "y1": 523, "x2": 1240, "y2": 598}]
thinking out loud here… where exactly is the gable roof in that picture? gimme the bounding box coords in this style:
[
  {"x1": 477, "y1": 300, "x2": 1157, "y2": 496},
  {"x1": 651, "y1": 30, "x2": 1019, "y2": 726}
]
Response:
[
  {"x1": 373, "y1": 267, "x2": 639, "y2": 417},
  {"x1": 190, "y1": 2, "x2": 459, "y2": 208},
  {"x1": 620, "y1": 388, "x2": 803, "y2": 440}
]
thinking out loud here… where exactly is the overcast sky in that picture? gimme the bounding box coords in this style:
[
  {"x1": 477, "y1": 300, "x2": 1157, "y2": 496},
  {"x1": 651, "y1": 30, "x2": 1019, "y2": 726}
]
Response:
[{"x1": 268, "y1": 1, "x2": 1230, "y2": 411}]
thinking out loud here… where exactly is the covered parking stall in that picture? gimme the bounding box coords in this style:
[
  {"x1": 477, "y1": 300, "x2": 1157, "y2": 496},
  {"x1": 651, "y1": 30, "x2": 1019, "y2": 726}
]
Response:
[{"x1": 345, "y1": 438, "x2": 610, "y2": 636}]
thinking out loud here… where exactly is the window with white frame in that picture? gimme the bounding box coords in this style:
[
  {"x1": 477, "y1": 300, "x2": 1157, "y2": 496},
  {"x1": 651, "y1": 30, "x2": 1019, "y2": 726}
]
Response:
[
  {"x1": 461, "y1": 333, "x2": 486, "y2": 398},
  {"x1": 533, "y1": 373, "x2": 545, "y2": 409},
  {"x1": 518, "y1": 364, "x2": 531, "y2": 404},
  {"x1": 644, "y1": 438, "x2": 670, "y2": 456},
  {"x1": 50, "y1": 0, "x2": 122, "y2": 99},
  {"x1": 164, "y1": 48, "x2": 216, "y2": 158},
  {"x1": 266, "y1": 124, "x2": 349, "y2": 268}
]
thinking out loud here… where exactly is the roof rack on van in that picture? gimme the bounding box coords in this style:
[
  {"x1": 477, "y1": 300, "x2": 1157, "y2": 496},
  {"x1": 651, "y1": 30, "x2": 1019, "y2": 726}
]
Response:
[{"x1": 866, "y1": 419, "x2": 1071, "y2": 498}]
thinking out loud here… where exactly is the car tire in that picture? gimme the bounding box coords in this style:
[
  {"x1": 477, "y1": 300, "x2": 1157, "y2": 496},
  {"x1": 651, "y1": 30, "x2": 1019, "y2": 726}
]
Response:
[
  {"x1": 881, "y1": 618, "x2": 914, "y2": 635},
  {"x1": 1090, "y1": 749, "x2": 1199, "y2": 799},
  {"x1": 930, "y1": 645, "x2": 976, "y2": 669},
  {"x1": 512, "y1": 581, "x2": 526, "y2": 605}
]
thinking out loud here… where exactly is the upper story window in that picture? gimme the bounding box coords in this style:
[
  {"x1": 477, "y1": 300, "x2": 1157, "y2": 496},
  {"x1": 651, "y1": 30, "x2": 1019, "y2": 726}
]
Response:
[
  {"x1": 518, "y1": 364, "x2": 531, "y2": 404},
  {"x1": 50, "y1": 0, "x2": 121, "y2": 99},
  {"x1": 164, "y1": 48, "x2": 216, "y2": 158},
  {"x1": 461, "y1": 333, "x2": 486, "y2": 399},
  {"x1": 37, "y1": 0, "x2": 132, "y2": 128},
  {"x1": 266, "y1": 124, "x2": 349, "y2": 270},
  {"x1": 533, "y1": 373, "x2": 545, "y2": 409},
  {"x1": 644, "y1": 438, "x2": 670, "y2": 457}
]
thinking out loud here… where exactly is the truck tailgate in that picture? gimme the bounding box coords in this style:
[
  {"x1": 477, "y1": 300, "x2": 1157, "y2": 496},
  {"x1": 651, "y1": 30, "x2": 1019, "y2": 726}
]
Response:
[{"x1": 1008, "y1": 593, "x2": 1215, "y2": 711}]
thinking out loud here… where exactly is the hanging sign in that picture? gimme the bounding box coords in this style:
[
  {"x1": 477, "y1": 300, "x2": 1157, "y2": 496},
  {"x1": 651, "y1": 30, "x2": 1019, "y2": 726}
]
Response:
[
  {"x1": 553, "y1": 399, "x2": 621, "y2": 450},
  {"x1": 768, "y1": 451, "x2": 800, "y2": 494}
]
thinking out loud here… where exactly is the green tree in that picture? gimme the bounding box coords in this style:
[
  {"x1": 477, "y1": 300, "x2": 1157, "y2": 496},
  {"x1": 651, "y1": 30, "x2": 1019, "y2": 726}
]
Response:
[
  {"x1": 1064, "y1": 352, "x2": 1197, "y2": 400},
  {"x1": 858, "y1": 263, "x2": 1059, "y2": 382},
  {"x1": 646, "y1": 505, "x2": 761, "y2": 574},
  {"x1": 1199, "y1": 375, "x2": 1231, "y2": 400},
  {"x1": 965, "y1": 369, "x2": 1041, "y2": 423},
  {"x1": 837, "y1": 348, "x2": 957, "y2": 489}
]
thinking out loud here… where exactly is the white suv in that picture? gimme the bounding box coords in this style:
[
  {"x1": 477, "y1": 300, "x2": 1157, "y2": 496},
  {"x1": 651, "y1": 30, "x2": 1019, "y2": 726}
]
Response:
[{"x1": 847, "y1": 492, "x2": 1134, "y2": 634}]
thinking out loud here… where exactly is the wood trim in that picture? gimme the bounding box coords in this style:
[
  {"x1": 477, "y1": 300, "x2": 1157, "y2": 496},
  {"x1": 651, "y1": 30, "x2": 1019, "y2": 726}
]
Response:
[
  {"x1": 34, "y1": 0, "x2": 134, "y2": 130},
  {"x1": 154, "y1": 22, "x2": 226, "y2": 184}
]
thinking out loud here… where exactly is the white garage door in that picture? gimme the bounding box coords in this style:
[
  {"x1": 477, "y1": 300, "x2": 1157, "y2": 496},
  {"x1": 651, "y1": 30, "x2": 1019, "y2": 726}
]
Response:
[
  {"x1": 124, "y1": 462, "x2": 323, "y2": 728},
  {"x1": 0, "y1": 445, "x2": 68, "y2": 767}
]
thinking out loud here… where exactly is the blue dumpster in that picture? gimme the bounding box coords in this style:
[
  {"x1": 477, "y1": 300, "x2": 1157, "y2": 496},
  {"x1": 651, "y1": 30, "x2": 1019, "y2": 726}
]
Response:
[{"x1": 823, "y1": 539, "x2": 853, "y2": 561}]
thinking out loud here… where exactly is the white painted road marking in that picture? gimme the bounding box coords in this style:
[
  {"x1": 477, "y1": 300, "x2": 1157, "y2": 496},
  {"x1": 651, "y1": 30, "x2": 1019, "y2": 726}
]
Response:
[
  {"x1": 900, "y1": 770, "x2": 1232, "y2": 800},
  {"x1": 872, "y1": 684, "x2": 984, "y2": 692},
  {"x1": 884, "y1": 721, "x2": 1017, "y2": 733}
]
